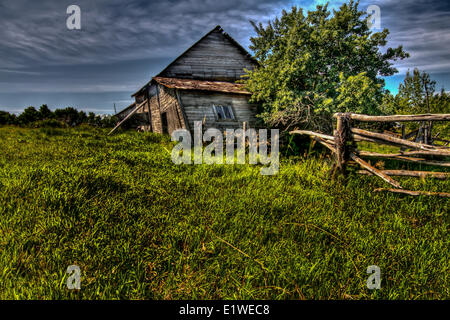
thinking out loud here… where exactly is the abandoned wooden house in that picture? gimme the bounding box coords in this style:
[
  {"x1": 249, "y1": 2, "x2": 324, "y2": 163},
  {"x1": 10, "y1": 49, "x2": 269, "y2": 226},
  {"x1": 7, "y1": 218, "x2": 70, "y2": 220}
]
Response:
[{"x1": 112, "y1": 25, "x2": 259, "y2": 135}]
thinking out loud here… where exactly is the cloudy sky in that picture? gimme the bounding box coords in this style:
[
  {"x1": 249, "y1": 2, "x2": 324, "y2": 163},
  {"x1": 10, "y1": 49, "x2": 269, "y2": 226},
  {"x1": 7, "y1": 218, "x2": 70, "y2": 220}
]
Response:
[{"x1": 0, "y1": 0, "x2": 449, "y2": 114}]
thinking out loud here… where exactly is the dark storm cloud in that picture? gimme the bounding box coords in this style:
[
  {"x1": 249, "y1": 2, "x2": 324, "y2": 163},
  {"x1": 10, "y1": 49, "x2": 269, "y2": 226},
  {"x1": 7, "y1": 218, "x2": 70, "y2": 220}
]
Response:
[
  {"x1": 0, "y1": 0, "x2": 448, "y2": 112},
  {"x1": 0, "y1": 0, "x2": 288, "y2": 69},
  {"x1": 0, "y1": 0, "x2": 294, "y2": 112},
  {"x1": 368, "y1": 0, "x2": 450, "y2": 74}
]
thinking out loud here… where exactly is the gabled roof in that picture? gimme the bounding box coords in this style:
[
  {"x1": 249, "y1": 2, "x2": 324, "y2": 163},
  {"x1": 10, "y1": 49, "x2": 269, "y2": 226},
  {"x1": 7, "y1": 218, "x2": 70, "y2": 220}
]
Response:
[
  {"x1": 156, "y1": 25, "x2": 258, "y2": 78},
  {"x1": 132, "y1": 81, "x2": 150, "y2": 97},
  {"x1": 153, "y1": 77, "x2": 251, "y2": 95},
  {"x1": 115, "y1": 102, "x2": 136, "y2": 117},
  {"x1": 132, "y1": 25, "x2": 258, "y2": 97}
]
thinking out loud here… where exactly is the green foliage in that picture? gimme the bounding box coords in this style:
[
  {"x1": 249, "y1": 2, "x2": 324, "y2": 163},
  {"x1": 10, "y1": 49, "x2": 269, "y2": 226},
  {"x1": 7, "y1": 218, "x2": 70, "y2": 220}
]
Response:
[
  {"x1": 0, "y1": 106, "x2": 117, "y2": 128},
  {"x1": 243, "y1": 0, "x2": 409, "y2": 132},
  {"x1": 335, "y1": 72, "x2": 382, "y2": 114},
  {"x1": 31, "y1": 119, "x2": 67, "y2": 129},
  {"x1": 0, "y1": 127, "x2": 448, "y2": 299},
  {"x1": 87, "y1": 112, "x2": 101, "y2": 127},
  {"x1": 17, "y1": 106, "x2": 41, "y2": 125},
  {"x1": 378, "y1": 70, "x2": 449, "y2": 137},
  {"x1": 99, "y1": 115, "x2": 118, "y2": 128},
  {"x1": 39, "y1": 104, "x2": 53, "y2": 119},
  {"x1": 432, "y1": 88, "x2": 450, "y2": 115},
  {"x1": 54, "y1": 107, "x2": 86, "y2": 126},
  {"x1": 379, "y1": 91, "x2": 397, "y2": 115},
  {"x1": 397, "y1": 68, "x2": 437, "y2": 114},
  {"x1": 0, "y1": 111, "x2": 17, "y2": 125}
]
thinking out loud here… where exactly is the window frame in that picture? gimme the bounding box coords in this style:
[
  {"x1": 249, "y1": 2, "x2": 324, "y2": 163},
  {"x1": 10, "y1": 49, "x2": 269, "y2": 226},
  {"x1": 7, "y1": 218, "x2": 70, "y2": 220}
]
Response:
[{"x1": 212, "y1": 104, "x2": 236, "y2": 122}]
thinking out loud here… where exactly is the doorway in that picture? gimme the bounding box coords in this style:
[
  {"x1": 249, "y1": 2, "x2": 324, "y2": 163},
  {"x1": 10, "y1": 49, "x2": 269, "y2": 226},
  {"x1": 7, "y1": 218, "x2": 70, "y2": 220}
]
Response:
[{"x1": 161, "y1": 112, "x2": 168, "y2": 134}]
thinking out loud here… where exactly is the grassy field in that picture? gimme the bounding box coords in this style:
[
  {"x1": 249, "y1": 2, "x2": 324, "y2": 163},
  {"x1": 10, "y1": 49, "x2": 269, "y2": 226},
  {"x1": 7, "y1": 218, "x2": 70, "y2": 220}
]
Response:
[{"x1": 0, "y1": 125, "x2": 449, "y2": 299}]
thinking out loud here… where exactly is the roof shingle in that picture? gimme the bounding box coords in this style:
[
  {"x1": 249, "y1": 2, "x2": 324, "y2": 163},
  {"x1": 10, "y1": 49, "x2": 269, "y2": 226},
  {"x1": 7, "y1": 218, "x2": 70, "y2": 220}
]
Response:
[{"x1": 152, "y1": 77, "x2": 251, "y2": 95}]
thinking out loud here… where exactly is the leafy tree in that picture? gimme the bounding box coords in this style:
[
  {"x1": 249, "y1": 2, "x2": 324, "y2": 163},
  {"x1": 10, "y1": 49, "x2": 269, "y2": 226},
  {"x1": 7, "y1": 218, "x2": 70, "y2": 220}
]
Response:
[
  {"x1": 39, "y1": 104, "x2": 53, "y2": 119},
  {"x1": 0, "y1": 111, "x2": 9, "y2": 125},
  {"x1": 100, "y1": 115, "x2": 118, "y2": 128},
  {"x1": 0, "y1": 111, "x2": 16, "y2": 125},
  {"x1": 78, "y1": 110, "x2": 87, "y2": 124},
  {"x1": 379, "y1": 91, "x2": 398, "y2": 115},
  {"x1": 396, "y1": 68, "x2": 436, "y2": 114},
  {"x1": 431, "y1": 88, "x2": 450, "y2": 114},
  {"x1": 87, "y1": 112, "x2": 104, "y2": 126},
  {"x1": 243, "y1": 0, "x2": 409, "y2": 133},
  {"x1": 429, "y1": 88, "x2": 450, "y2": 139},
  {"x1": 335, "y1": 72, "x2": 381, "y2": 114},
  {"x1": 54, "y1": 107, "x2": 87, "y2": 126},
  {"x1": 87, "y1": 112, "x2": 96, "y2": 124},
  {"x1": 17, "y1": 106, "x2": 40, "y2": 125},
  {"x1": 395, "y1": 69, "x2": 449, "y2": 143}
]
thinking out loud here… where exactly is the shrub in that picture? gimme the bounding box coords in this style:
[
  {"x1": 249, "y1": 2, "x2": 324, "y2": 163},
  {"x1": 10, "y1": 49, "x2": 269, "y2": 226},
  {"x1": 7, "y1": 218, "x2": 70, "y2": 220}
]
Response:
[
  {"x1": 17, "y1": 106, "x2": 41, "y2": 125},
  {"x1": 31, "y1": 119, "x2": 67, "y2": 128},
  {"x1": 0, "y1": 111, "x2": 16, "y2": 125}
]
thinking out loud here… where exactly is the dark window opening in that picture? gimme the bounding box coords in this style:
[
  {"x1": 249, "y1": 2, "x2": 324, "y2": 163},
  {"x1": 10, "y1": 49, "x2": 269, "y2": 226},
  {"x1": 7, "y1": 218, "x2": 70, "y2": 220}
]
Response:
[
  {"x1": 213, "y1": 105, "x2": 235, "y2": 121},
  {"x1": 161, "y1": 112, "x2": 169, "y2": 134}
]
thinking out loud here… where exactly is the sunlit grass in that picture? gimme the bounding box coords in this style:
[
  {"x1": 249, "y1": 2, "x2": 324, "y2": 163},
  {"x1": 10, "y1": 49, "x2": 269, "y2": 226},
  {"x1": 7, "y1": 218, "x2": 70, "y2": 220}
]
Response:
[{"x1": 0, "y1": 126, "x2": 449, "y2": 299}]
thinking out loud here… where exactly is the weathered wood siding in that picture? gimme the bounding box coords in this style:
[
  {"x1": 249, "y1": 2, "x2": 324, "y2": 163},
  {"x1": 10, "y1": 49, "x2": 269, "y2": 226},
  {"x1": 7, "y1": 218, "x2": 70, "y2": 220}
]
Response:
[
  {"x1": 147, "y1": 85, "x2": 186, "y2": 135},
  {"x1": 158, "y1": 29, "x2": 256, "y2": 82},
  {"x1": 178, "y1": 90, "x2": 258, "y2": 131},
  {"x1": 123, "y1": 27, "x2": 260, "y2": 134}
]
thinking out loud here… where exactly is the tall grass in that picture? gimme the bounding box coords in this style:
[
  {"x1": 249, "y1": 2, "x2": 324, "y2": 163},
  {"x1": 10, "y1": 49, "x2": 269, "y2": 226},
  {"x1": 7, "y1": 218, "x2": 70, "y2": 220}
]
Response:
[{"x1": 0, "y1": 126, "x2": 448, "y2": 299}]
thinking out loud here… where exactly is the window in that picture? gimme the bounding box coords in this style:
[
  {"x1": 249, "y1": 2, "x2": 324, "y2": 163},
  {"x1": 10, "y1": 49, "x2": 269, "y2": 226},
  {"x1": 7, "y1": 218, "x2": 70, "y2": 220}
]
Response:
[{"x1": 213, "y1": 105, "x2": 235, "y2": 121}]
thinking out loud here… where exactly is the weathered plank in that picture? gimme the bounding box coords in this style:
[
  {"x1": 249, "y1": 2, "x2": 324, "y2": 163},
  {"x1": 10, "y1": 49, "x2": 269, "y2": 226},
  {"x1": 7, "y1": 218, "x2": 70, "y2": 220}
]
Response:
[
  {"x1": 350, "y1": 153, "x2": 403, "y2": 188},
  {"x1": 357, "y1": 151, "x2": 450, "y2": 167},
  {"x1": 159, "y1": 28, "x2": 256, "y2": 81},
  {"x1": 351, "y1": 128, "x2": 450, "y2": 154},
  {"x1": 289, "y1": 130, "x2": 335, "y2": 141},
  {"x1": 334, "y1": 113, "x2": 450, "y2": 122},
  {"x1": 374, "y1": 188, "x2": 450, "y2": 197},
  {"x1": 179, "y1": 91, "x2": 258, "y2": 130},
  {"x1": 108, "y1": 100, "x2": 147, "y2": 135},
  {"x1": 358, "y1": 170, "x2": 449, "y2": 179}
]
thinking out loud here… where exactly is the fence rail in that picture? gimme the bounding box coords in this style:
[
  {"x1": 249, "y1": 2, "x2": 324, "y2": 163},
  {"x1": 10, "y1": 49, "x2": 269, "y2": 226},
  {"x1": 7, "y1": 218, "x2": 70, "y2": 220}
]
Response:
[{"x1": 291, "y1": 113, "x2": 450, "y2": 197}]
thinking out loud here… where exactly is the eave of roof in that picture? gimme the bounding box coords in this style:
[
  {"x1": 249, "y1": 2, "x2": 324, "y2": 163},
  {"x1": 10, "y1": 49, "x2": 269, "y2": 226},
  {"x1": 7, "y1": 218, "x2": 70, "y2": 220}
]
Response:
[
  {"x1": 131, "y1": 25, "x2": 258, "y2": 97},
  {"x1": 131, "y1": 81, "x2": 150, "y2": 97},
  {"x1": 115, "y1": 101, "x2": 136, "y2": 116},
  {"x1": 152, "y1": 77, "x2": 251, "y2": 95}
]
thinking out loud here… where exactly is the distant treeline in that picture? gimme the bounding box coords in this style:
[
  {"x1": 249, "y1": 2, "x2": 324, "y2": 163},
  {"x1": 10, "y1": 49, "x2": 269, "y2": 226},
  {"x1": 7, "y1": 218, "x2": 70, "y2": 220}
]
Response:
[{"x1": 0, "y1": 105, "x2": 117, "y2": 128}]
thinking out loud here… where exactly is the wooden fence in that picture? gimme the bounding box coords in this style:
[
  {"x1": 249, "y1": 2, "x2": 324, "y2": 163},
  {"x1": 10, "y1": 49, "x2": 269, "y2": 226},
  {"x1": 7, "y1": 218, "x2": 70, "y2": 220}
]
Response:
[{"x1": 291, "y1": 113, "x2": 450, "y2": 197}]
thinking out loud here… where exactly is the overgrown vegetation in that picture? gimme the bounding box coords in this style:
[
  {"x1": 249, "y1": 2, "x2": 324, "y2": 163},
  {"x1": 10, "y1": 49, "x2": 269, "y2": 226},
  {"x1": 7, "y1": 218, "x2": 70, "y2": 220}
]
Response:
[
  {"x1": 382, "y1": 69, "x2": 450, "y2": 131},
  {"x1": 242, "y1": 0, "x2": 409, "y2": 132},
  {"x1": 0, "y1": 126, "x2": 448, "y2": 299},
  {"x1": 0, "y1": 105, "x2": 117, "y2": 128}
]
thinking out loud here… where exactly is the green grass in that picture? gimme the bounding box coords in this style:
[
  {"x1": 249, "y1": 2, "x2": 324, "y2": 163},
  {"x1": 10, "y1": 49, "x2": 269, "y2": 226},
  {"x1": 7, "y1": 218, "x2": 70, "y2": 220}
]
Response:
[{"x1": 0, "y1": 126, "x2": 449, "y2": 299}]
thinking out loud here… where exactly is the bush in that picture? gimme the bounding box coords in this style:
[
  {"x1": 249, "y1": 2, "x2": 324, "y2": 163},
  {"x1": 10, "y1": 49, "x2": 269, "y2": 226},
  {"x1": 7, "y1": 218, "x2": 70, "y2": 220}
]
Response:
[
  {"x1": 99, "y1": 115, "x2": 118, "y2": 128},
  {"x1": 31, "y1": 119, "x2": 67, "y2": 128},
  {"x1": 3, "y1": 105, "x2": 119, "y2": 129},
  {"x1": 143, "y1": 132, "x2": 170, "y2": 143},
  {"x1": 54, "y1": 107, "x2": 86, "y2": 126},
  {"x1": 17, "y1": 106, "x2": 40, "y2": 125},
  {"x1": 0, "y1": 111, "x2": 16, "y2": 125}
]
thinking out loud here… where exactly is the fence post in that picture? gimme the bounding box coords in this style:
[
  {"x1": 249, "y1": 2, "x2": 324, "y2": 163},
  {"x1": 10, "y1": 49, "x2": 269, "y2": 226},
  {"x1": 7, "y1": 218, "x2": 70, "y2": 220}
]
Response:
[{"x1": 334, "y1": 113, "x2": 351, "y2": 175}]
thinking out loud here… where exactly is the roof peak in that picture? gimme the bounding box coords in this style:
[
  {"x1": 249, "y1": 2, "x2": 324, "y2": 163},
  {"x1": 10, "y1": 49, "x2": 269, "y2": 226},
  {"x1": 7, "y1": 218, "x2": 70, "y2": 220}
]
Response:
[
  {"x1": 156, "y1": 25, "x2": 257, "y2": 77},
  {"x1": 132, "y1": 25, "x2": 257, "y2": 97}
]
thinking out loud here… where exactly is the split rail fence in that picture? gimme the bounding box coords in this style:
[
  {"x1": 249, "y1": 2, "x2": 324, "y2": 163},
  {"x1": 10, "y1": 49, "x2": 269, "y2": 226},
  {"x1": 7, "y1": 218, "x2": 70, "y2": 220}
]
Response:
[{"x1": 291, "y1": 113, "x2": 450, "y2": 197}]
